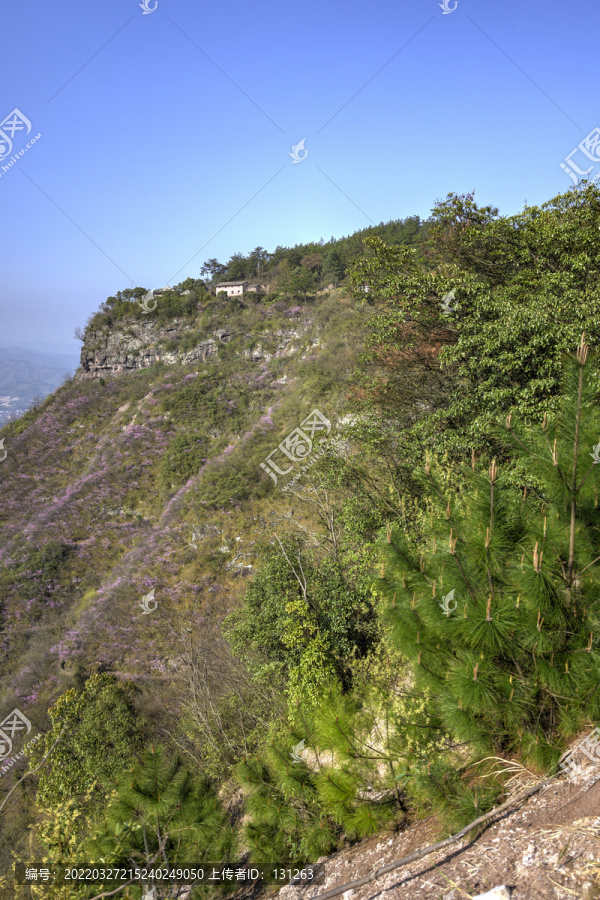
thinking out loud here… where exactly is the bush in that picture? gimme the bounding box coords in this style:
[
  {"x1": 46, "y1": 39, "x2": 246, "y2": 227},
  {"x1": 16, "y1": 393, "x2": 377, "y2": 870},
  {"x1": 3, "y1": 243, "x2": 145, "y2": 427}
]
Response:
[
  {"x1": 159, "y1": 432, "x2": 208, "y2": 489},
  {"x1": 224, "y1": 538, "x2": 378, "y2": 706},
  {"x1": 30, "y1": 674, "x2": 146, "y2": 814}
]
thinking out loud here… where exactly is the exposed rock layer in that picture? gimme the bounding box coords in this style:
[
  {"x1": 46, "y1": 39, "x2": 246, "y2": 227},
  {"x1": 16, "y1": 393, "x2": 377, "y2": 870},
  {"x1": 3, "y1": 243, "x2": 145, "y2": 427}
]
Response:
[{"x1": 76, "y1": 319, "x2": 311, "y2": 380}]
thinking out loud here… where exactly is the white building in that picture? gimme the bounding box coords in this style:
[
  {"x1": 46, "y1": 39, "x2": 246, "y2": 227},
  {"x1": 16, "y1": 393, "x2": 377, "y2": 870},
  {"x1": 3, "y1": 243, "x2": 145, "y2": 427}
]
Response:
[
  {"x1": 214, "y1": 281, "x2": 269, "y2": 297},
  {"x1": 215, "y1": 281, "x2": 248, "y2": 296},
  {"x1": 152, "y1": 286, "x2": 175, "y2": 295}
]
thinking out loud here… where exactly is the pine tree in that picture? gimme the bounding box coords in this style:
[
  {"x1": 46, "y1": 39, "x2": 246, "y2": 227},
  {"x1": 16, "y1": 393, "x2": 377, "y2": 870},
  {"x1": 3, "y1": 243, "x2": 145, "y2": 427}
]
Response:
[
  {"x1": 235, "y1": 725, "x2": 338, "y2": 869},
  {"x1": 377, "y1": 337, "x2": 600, "y2": 771},
  {"x1": 236, "y1": 646, "x2": 447, "y2": 865},
  {"x1": 90, "y1": 745, "x2": 235, "y2": 896}
]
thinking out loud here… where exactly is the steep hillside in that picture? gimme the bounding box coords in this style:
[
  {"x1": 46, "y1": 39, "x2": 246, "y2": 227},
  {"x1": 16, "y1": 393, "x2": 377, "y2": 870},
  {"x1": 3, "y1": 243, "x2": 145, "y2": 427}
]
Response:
[
  {"x1": 0, "y1": 288, "x2": 368, "y2": 698},
  {"x1": 2, "y1": 189, "x2": 600, "y2": 900},
  {"x1": 273, "y1": 755, "x2": 600, "y2": 900}
]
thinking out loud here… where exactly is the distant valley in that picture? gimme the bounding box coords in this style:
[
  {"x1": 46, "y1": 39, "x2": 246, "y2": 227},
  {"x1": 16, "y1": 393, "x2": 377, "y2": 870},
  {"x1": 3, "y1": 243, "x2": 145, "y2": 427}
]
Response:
[{"x1": 0, "y1": 346, "x2": 80, "y2": 422}]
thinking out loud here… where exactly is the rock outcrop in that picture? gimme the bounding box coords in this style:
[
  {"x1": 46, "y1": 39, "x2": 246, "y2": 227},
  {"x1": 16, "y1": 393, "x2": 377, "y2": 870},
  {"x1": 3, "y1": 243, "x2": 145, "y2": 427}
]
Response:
[
  {"x1": 76, "y1": 318, "x2": 312, "y2": 380},
  {"x1": 76, "y1": 319, "x2": 219, "y2": 380}
]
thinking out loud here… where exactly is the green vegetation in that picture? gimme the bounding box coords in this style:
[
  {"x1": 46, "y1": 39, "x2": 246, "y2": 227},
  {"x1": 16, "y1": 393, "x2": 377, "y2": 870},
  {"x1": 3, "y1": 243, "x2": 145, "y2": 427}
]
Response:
[
  {"x1": 378, "y1": 342, "x2": 600, "y2": 771},
  {"x1": 83, "y1": 216, "x2": 428, "y2": 332},
  {"x1": 86, "y1": 280, "x2": 208, "y2": 330},
  {"x1": 224, "y1": 537, "x2": 378, "y2": 703},
  {"x1": 348, "y1": 184, "x2": 600, "y2": 464},
  {"x1": 17, "y1": 747, "x2": 235, "y2": 900},
  {"x1": 235, "y1": 645, "x2": 449, "y2": 869},
  {"x1": 199, "y1": 218, "x2": 427, "y2": 290},
  {"x1": 1, "y1": 184, "x2": 600, "y2": 898},
  {"x1": 91, "y1": 745, "x2": 235, "y2": 879},
  {"x1": 30, "y1": 674, "x2": 146, "y2": 815}
]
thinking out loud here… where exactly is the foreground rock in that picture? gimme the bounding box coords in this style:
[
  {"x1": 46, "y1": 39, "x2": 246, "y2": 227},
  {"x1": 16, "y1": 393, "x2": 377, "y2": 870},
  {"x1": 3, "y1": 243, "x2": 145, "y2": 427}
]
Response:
[
  {"x1": 472, "y1": 887, "x2": 511, "y2": 900},
  {"x1": 270, "y1": 769, "x2": 600, "y2": 900}
]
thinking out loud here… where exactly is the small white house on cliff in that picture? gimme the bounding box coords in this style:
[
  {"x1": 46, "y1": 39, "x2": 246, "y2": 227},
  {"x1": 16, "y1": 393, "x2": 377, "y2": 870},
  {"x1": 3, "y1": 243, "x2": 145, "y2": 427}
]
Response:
[{"x1": 214, "y1": 281, "x2": 269, "y2": 297}]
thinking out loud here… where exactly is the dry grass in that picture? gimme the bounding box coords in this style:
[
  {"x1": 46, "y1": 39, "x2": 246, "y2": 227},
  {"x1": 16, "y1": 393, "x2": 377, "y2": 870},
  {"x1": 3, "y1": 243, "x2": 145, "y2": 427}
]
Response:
[{"x1": 532, "y1": 817, "x2": 600, "y2": 900}]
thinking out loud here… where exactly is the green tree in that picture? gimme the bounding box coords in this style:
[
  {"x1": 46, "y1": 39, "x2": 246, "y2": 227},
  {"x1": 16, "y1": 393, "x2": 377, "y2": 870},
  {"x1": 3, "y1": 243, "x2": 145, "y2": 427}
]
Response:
[
  {"x1": 200, "y1": 258, "x2": 227, "y2": 283},
  {"x1": 300, "y1": 252, "x2": 323, "y2": 273},
  {"x1": 248, "y1": 245, "x2": 272, "y2": 278},
  {"x1": 91, "y1": 745, "x2": 234, "y2": 864},
  {"x1": 376, "y1": 339, "x2": 600, "y2": 771},
  {"x1": 236, "y1": 645, "x2": 456, "y2": 868},
  {"x1": 347, "y1": 182, "x2": 600, "y2": 462},
  {"x1": 174, "y1": 276, "x2": 209, "y2": 299},
  {"x1": 6, "y1": 789, "x2": 100, "y2": 900},
  {"x1": 30, "y1": 674, "x2": 146, "y2": 813},
  {"x1": 225, "y1": 252, "x2": 250, "y2": 281},
  {"x1": 322, "y1": 248, "x2": 345, "y2": 284},
  {"x1": 236, "y1": 725, "x2": 337, "y2": 869},
  {"x1": 224, "y1": 538, "x2": 377, "y2": 705},
  {"x1": 279, "y1": 265, "x2": 317, "y2": 300}
]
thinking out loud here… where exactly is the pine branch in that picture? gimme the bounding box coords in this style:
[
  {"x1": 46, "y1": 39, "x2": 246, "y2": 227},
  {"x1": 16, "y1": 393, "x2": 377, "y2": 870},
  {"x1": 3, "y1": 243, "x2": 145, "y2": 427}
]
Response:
[
  {"x1": 85, "y1": 836, "x2": 168, "y2": 899},
  {"x1": 328, "y1": 717, "x2": 376, "y2": 759},
  {"x1": 567, "y1": 337, "x2": 588, "y2": 602},
  {"x1": 578, "y1": 552, "x2": 600, "y2": 576},
  {"x1": 448, "y1": 554, "x2": 477, "y2": 601},
  {"x1": 575, "y1": 460, "x2": 597, "y2": 494}
]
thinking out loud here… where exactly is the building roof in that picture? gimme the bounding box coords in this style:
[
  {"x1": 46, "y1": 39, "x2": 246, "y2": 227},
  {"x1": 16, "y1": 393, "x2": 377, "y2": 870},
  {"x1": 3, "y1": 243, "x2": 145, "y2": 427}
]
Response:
[
  {"x1": 152, "y1": 286, "x2": 174, "y2": 294},
  {"x1": 215, "y1": 281, "x2": 249, "y2": 287}
]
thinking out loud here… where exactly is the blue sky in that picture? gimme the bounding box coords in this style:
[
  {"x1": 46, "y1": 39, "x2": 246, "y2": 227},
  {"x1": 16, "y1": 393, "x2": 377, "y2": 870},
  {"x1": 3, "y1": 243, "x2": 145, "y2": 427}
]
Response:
[{"x1": 1, "y1": 0, "x2": 598, "y2": 354}]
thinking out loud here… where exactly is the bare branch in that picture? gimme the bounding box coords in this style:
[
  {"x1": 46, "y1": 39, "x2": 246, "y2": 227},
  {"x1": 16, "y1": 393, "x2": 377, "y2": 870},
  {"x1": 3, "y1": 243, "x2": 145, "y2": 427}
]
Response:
[
  {"x1": 274, "y1": 533, "x2": 309, "y2": 604},
  {"x1": 0, "y1": 728, "x2": 66, "y2": 814}
]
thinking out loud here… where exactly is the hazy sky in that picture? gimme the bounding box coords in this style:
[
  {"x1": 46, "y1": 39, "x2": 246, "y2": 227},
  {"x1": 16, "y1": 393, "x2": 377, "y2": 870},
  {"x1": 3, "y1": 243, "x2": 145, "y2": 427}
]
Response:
[{"x1": 1, "y1": 0, "x2": 598, "y2": 353}]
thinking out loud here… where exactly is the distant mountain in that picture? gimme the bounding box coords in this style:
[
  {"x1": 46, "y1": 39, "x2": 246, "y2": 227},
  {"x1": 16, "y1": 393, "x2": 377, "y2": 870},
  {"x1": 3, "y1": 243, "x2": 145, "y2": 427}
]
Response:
[{"x1": 0, "y1": 345, "x2": 80, "y2": 421}]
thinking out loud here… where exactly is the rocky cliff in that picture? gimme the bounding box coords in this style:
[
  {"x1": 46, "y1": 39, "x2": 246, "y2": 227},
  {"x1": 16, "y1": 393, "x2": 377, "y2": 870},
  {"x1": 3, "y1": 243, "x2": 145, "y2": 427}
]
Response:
[
  {"x1": 76, "y1": 319, "x2": 218, "y2": 380},
  {"x1": 76, "y1": 317, "x2": 313, "y2": 380}
]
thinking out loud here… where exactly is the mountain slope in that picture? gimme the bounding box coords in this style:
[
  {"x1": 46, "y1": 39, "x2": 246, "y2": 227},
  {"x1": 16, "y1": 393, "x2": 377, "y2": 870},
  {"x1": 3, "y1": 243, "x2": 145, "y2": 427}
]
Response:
[
  {"x1": 273, "y1": 759, "x2": 600, "y2": 900},
  {"x1": 0, "y1": 287, "x2": 369, "y2": 729}
]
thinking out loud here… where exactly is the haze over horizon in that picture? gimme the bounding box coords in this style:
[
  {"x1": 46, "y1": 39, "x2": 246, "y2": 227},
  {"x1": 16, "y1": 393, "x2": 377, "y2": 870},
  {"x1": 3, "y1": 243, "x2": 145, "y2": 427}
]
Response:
[{"x1": 2, "y1": 0, "x2": 599, "y2": 353}]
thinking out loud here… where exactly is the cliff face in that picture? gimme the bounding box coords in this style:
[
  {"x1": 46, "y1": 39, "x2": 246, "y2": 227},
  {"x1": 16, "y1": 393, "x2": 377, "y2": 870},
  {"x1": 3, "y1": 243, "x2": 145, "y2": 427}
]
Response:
[
  {"x1": 76, "y1": 317, "x2": 313, "y2": 380},
  {"x1": 76, "y1": 319, "x2": 219, "y2": 379}
]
